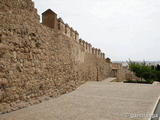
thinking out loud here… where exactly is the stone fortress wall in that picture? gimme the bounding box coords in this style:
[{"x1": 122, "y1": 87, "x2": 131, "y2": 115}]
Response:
[
  {"x1": 0, "y1": 0, "x2": 111, "y2": 113},
  {"x1": 0, "y1": 0, "x2": 136, "y2": 113}
]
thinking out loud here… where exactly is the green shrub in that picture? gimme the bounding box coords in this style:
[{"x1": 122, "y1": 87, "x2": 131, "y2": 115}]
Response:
[{"x1": 127, "y1": 60, "x2": 160, "y2": 83}]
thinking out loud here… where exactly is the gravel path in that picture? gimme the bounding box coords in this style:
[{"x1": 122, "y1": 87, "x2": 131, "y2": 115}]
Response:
[{"x1": 1, "y1": 78, "x2": 160, "y2": 120}]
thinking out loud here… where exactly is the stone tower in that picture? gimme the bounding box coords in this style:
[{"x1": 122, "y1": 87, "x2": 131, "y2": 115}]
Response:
[{"x1": 42, "y1": 9, "x2": 57, "y2": 29}]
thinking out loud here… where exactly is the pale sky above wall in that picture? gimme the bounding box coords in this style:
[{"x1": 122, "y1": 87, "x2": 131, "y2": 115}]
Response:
[{"x1": 32, "y1": 0, "x2": 160, "y2": 61}]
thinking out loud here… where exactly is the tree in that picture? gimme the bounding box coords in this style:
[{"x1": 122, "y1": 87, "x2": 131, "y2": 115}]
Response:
[
  {"x1": 156, "y1": 64, "x2": 160, "y2": 71},
  {"x1": 127, "y1": 60, "x2": 156, "y2": 83}
]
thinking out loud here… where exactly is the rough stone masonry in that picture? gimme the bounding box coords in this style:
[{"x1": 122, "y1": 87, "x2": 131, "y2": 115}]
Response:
[{"x1": 0, "y1": 0, "x2": 114, "y2": 113}]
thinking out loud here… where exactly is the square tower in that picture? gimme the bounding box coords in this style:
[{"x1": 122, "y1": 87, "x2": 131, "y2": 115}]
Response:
[{"x1": 42, "y1": 9, "x2": 57, "y2": 29}]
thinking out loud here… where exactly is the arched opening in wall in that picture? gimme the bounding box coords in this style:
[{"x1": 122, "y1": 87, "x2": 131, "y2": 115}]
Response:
[{"x1": 111, "y1": 69, "x2": 118, "y2": 77}]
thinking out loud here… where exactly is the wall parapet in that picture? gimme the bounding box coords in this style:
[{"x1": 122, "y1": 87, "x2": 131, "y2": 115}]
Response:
[{"x1": 42, "y1": 9, "x2": 106, "y2": 59}]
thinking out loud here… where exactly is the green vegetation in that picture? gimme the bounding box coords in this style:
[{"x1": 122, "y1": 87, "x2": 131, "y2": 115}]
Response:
[{"x1": 127, "y1": 60, "x2": 160, "y2": 84}]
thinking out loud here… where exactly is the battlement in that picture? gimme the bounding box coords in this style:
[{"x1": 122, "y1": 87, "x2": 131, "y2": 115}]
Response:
[
  {"x1": 42, "y1": 9, "x2": 106, "y2": 59},
  {"x1": 42, "y1": 9, "x2": 58, "y2": 29},
  {"x1": 106, "y1": 58, "x2": 111, "y2": 63}
]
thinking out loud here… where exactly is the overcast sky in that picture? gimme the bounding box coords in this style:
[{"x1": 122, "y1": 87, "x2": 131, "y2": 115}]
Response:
[{"x1": 33, "y1": 0, "x2": 160, "y2": 61}]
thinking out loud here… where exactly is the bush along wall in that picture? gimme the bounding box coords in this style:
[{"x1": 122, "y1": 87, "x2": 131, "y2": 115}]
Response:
[{"x1": 128, "y1": 61, "x2": 160, "y2": 84}]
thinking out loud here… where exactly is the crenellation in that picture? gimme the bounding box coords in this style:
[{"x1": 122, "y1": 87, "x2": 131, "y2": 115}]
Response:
[
  {"x1": 85, "y1": 42, "x2": 88, "y2": 51},
  {"x1": 82, "y1": 40, "x2": 85, "y2": 48},
  {"x1": 35, "y1": 8, "x2": 38, "y2": 14},
  {"x1": 86, "y1": 42, "x2": 90, "y2": 53},
  {"x1": 42, "y1": 9, "x2": 58, "y2": 29},
  {"x1": 92, "y1": 47, "x2": 94, "y2": 54},
  {"x1": 75, "y1": 31, "x2": 79, "y2": 42},
  {"x1": 98, "y1": 49, "x2": 101, "y2": 58},
  {"x1": 102, "y1": 53, "x2": 105, "y2": 59},
  {"x1": 100, "y1": 53, "x2": 102, "y2": 58},
  {"x1": 58, "y1": 18, "x2": 65, "y2": 34},
  {"x1": 92, "y1": 47, "x2": 96, "y2": 55},
  {"x1": 65, "y1": 24, "x2": 70, "y2": 37},
  {"x1": 101, "y1": 53, "x2": 103, "y2": 58},
  {"x1": 41, "y1": 9, "x2": 106, "y2": 59},
  {"x1": 70, "y1": 27, "x2": 75, "y2": 40},
  {"x1": 95, "y1": 48, "x2": 98, "y2": 57},
  {"x1": 88, "y1": 44, "x2": 92, "y2": 53},
  {"x1": 30, "y1": 1, "x2": 36, "y2": 9},
  {"x1": 31, "y1": 1, "x2": 35, "y2": 8},
  {"x1": 84, "y1": 41, "x2": 88, "y2": 51},
  {"x1": 86, "y1": 42, "x2": 89, "y2": 53},
  {"x1": 79, "y1": 39, "x2": 83, "y2": 45},
  {"x1": 106, "y1": 58, "x2": 111, "y2": 63}
]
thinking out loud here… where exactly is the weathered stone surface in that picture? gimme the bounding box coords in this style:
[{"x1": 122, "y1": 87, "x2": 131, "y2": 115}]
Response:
[{"x1": 0, "y1": 0, "x2": 112, "y2": 113}]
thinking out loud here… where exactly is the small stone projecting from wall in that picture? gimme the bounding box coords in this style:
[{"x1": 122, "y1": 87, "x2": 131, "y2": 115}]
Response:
[{"x1": 42, "y1": 9, "x2": 105, "y2": 59}]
